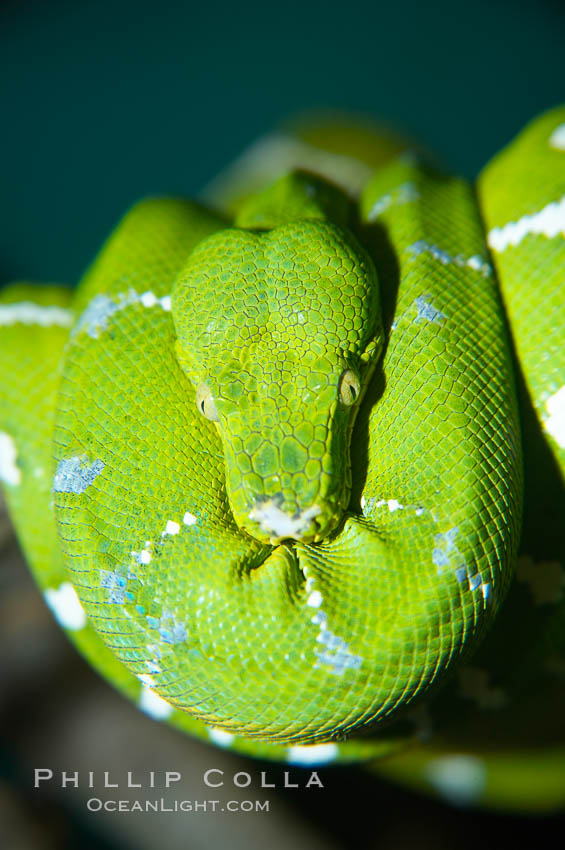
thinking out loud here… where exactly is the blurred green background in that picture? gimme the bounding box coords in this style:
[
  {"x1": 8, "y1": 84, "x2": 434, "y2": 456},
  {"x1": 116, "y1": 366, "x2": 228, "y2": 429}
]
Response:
[
  {"x1": 1, "y1": 0, "x2": 565, "y2": 847},
  {"x1": 1, "y1": 0, "x2": 564, "y2": 289}
]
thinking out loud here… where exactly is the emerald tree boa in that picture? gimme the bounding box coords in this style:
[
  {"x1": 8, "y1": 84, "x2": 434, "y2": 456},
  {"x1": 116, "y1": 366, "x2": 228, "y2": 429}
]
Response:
[{"x1": 1, "y1": 106, "x2": 564, "y2": 811}]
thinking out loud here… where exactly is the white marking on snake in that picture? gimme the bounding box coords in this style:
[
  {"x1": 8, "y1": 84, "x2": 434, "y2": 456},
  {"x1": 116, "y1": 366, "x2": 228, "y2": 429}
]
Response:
[
  {"x1": 133, "y1": 547, "x2": 152, "y2": 565},
  {"x1": 44, "y1": 582, "x2": 87, "y2": 630},
  {"x1": 249, "y1": 501, "x2": 321, "y2": 540},
  {"x1": 137, "y1": 673, "x2": 155, "y2": 687},
  {"x1": 140, "y1": 290, "x2": 171, "y2": 311},
  {"x1": 0, "y1": 432, "x2": 21, "y2": 486},
  {"x1": 375, "y1": 498, "x2": 404, "y2": 511},
  {"x1": 99, "y1": 570, "x2": 127, "y2": 604},
  {"x1": 163, "y1": 520, "x2": 180, "y2": 536},
  {"x1": 367, "y1": 182, "x2": 420, "y2": 220},
  {"x1": 311, "y1": 609, "x2": 362, "y2": 675},
  {"x1": 158, "y1": 611, "x2": 187, "y2": 644},
  {"x1": 387, "y1": 499, "x2": 403, "y2": 512},
  {"x1": 208, "y1": 727, "x2": 235, "y2": 747},
  {"x1": 0, "y1": 302, "x2": 73, "y2": 327},
  {"x1": 371, "y1": 498, "x2": 424, "y2": 516},
  {"x1": 516, "y1": 555, "x2": 565, "y2": 605},
  {"x1": 414, "y1": 296, "x2": 447, "y2": 325},
  {"x1": 73, "y1": 289, "x2": 171, "y2": 338},
  {"x1": 425, "y1": 755, "x2": 486, "y2": 806},
  {"x1": 53, "y1": 456, "x2": 104, "y2": 494},
  {"x1": 466, "y1": 256, "x2": 490, "y2": 273},
  {"x1": 306, "y1": 590, "x2": 323, "y2": 608},
  {"x1": 433, "y1": 528, "x2": 479, "y2": 590},
  {"x1": 408, "y1": 241, "x2": 491, "y2": 277},
  {"x1": 183, "y1": 511, "x2": 197, "y2": 526},
  {"x1": 138, "y1": 686, "x2": 173, "y2": 720},
  {"x1": 72, "y1": 291, "x2": 137, "y2": 338},
  {"x1": 140, "y1": 291, "x2": 157, "y2": 307},
  {"x1": 287, "y1": 743, "x2": 338, "y2": 765},
  {"x1": 544, "y1": 385, "x2": 565, "y2": 448},
  {"x1": 432, "y1": 527, "x2": 460, "y2": 571},
  {"x1": 549, "y1": 124, "x2": 565, "y2": 150},
  {"x1": 488, "y1": 195, "x2": 565, "y2": 251}
]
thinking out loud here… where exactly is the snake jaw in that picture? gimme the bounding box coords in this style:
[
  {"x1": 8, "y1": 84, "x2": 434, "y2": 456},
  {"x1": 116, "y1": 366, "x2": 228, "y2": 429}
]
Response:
[{"x1": 247, "y1": 499, "x2": 323, "y2": 544}]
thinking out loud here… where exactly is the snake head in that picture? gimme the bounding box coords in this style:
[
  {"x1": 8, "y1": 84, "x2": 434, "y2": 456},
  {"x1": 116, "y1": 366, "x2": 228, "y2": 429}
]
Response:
[{"x1": 172, "y1": 219, "x2": 382, "y2": 544}]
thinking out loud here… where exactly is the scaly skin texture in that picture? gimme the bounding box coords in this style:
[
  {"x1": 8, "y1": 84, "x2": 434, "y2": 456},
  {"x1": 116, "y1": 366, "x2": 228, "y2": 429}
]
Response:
[
  {"x1": 173, "y1": 175, "x2": 383, "y2": 544},
  {"x1": 0, "y1": 106, "x2": 564, "y2": 807}
]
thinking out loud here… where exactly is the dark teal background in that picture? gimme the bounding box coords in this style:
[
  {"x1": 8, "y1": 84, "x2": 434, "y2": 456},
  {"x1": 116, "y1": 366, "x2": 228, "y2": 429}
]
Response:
[
  {"x1": 1, "y1": 0, "x2": 564, "y2": 286},
  {"x1": 1, "y1": 2, "x2": 565, "y2": 845}
]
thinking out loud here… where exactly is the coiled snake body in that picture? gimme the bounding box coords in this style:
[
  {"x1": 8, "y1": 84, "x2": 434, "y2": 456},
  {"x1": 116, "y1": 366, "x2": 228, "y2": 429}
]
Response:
[{"x1": 1, "y1": 107, "x2": 564, "y2": 809}]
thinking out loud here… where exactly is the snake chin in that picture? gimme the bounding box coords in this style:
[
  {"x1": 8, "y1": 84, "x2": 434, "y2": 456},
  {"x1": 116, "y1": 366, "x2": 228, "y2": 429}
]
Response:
[{"x1": 246, "y1": 499, "x2": 325, "y2": 544}]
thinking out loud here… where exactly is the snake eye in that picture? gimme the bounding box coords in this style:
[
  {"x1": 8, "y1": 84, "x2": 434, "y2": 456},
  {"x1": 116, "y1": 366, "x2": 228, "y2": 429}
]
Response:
[
  {"x1": 196, "y1": 384, "x2": 219, "y2": 422},
  {"x1": 339, "y1": 369, "x2": 360, "y2": 406}
]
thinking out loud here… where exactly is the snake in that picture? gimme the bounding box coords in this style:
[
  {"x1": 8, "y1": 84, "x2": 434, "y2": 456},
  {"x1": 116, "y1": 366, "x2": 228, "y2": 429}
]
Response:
[{"x1": 1, "y1": 105, "x2": 564, "y2": 811}]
